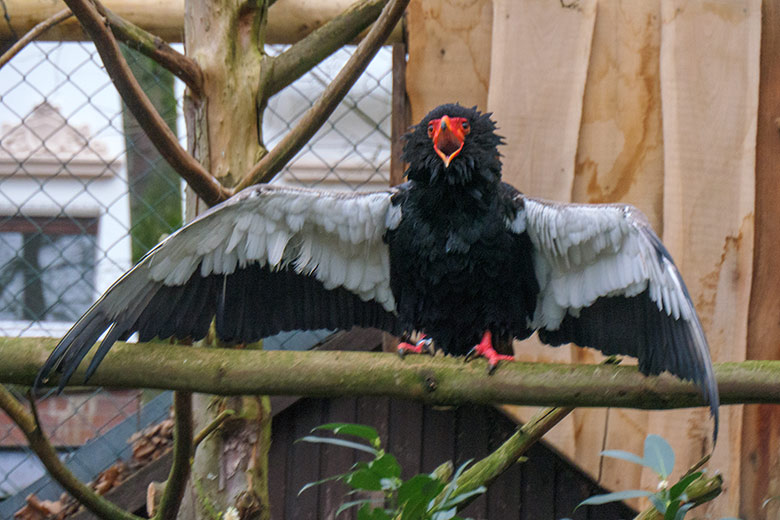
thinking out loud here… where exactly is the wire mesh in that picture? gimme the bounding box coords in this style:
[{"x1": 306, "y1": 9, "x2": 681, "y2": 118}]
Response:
[{"x1": 0, "y1": 39, "x2": 392, "y2": 509}]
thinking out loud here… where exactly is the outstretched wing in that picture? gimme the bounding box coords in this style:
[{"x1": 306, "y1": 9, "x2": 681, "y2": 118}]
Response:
[
  {"x1": 516, "y1": 194, "x2": 718, "y2": 439},
  {"x1": 38, "y1": 184, "x2": 403, "y2": 390}
]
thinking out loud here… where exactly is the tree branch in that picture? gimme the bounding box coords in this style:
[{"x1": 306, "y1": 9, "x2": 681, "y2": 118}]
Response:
[
  {"x1": 266, "y1": 0, "x2": 389, "y2": 97},
  {"x1": 62, "y1": 0, "x2": 230, "y2": 207},
  {"x1": 4, "y1": 338, "x2": 780, "y2": 408},
  {"x1": 0, "y1": 384, "x2": 142, "y2": 520},
  {"x1": 92, "y1": 2, "x2": 203, "y2": 95},
  {"x1": 634, "y1": 474, "x2": 723, "y2": 520},
  {"x1": 0, "y1": 8, "x2": 73, "y2": 70},
  {"x1": 154, "y1": 391, "x2": 193, "y2": 520},
  {"x1": 236, "y1": 0, "x2": 409, "y2": 191}
]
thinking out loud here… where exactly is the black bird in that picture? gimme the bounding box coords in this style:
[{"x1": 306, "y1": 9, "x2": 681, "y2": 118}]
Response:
[{"x1": 36, "y1": 103, "x2": 718, "y2": 439}]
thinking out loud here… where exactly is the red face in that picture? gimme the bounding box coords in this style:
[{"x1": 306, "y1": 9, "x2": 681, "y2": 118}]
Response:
[{"x1": 427, "y1": 115, "x2": 470, "y2": 168}]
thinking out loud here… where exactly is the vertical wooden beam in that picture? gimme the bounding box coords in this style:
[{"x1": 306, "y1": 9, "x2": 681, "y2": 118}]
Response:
[
  {"x1": 405, "y1": 0, "x2": 493, "y2": 124},
  {"x1": 570, "y1": 0, "x2": 664, "y2": 502},
  {"x1": 488, "y1": 0, "x2": 596, "y2": 201},
  {"x1": 742, "y1": 2, "x2": 780, "y2": 519},
  {"x1": 490, "y1": 0, "x2": 596, "y2": 471},
  {"x1": 657, "y1": 0, "x2": 759, "y2": 515},
  {"x1": 390, "y1": 42, "x2": 410, "y2": 188}
]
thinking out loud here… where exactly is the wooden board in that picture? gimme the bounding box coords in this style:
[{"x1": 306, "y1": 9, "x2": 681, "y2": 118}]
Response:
[
  {"x1": 742, "y1": 2, "x2": 780, "y2": 518},
  {"x1": 570, "y1": 0, "x2": 665, "y2": 502},
  {"x1": 655, "y1": 0, "x2": 759, "y2": 516},
  {"x1": 405, "y1": 0, "x2": 493, "y2": 123},
  {"x1": 488, "y1": 0, "x2": 596, "y2": 467}
]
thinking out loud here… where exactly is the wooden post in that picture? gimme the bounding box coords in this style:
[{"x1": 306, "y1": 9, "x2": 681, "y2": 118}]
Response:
[
  {"x1": 656, "y1": 0, "x2": 759, "y2": 515},
  {"x1": 742, "y1": 2, "x2": 780, "y2": 519},
  {"x1": 181, "y1": 2, "x2": 272, "y2": 518}
]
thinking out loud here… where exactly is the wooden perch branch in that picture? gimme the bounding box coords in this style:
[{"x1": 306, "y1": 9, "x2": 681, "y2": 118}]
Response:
[
  {"x1": 0, "y1": 384, "x2": 142, "y2": 520},
  {"x1": 0, "y1": 8, "x2": 73, "y2": 70},
  {"x1": 236, "y1": 0, "x2": 409, "y2": 191},
  {"x1": 62, "y1": 0, "x2": 230, "y2": 207},
  {"x1": 267, "y1": 0, "x2": 389, "y2": 97},
  {"x1": 92, "y1": 2, "x2": 203, "y2": 95},
  {"x1": 4, "y1": 338, "x2": 780, "y2": 408},
  {"x1": 155, "y1": 391, "x2": 192, "y2": 520}
]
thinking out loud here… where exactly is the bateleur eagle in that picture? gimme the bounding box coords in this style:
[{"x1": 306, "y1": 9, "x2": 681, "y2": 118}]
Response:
[{"x1": 36, "y1": 103, "x2": 719, "y2": 440}]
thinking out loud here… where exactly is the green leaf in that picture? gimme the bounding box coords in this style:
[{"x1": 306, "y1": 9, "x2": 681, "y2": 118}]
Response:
[
  {"x1": 298, "y1": 473, "x2": 346, "y2": 496},
  {"x1": 314, "y1": 423, "x2": 381, "y2": 447},
  {"x1": 649, "y1": 494, "x2": 668, "y2": 514},
  {"x1": 396, "y1": 474, "x2": 444, "y2": 520},
  {"x1": 665, "y1": 499, "x2": 681, "y2": 520},
  {"x1": 644, "y1": 434, "x2": 675, "y2": 478},
  {"x1": 357, "y1": 503, "x2": 392, "y2": 520},
  {"x1": 336, "y1": 499, "x2": 379, "y2": 516},
  {"x1": 439, "y1": 486, "x2": 487, "y2": 509},
  {"x1": 346, "y1": 467, "x2": 383, "y2": 491},
  {"x1": 398, "y1": 474, "x2": 445, "y2": 505},
  {"x1": 438, "y1": 459, "x2": 474, "y2": 505},
  {"x1": 370, "y1": 453, "x2": 402, "y2": 479},
  {"x1": 297, "y1": 435, "x2": 378, "y2": 455},
  {"x1": 669, "y1": 472, "x2": 702, "y2": 501},
  {"x1": 576, "y1": 490, "x2": 653, "y2": 509},
  {"x1": 672, "y1": 502, "x2": 694, "y2": 520},
  {"x1": 600, "y1": 449, "x2": 647, "y2": 467},
  {"x1": 430, "y1": 507, "x2": 458, "y2": 520}
]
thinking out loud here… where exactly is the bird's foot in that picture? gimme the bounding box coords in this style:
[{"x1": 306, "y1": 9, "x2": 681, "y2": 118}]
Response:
[
  {"x1": 397, "y1": 336, "x2": 435, "y2": 358},
  {"x1": 464, "y1": 331, "x2": 514, "y2": 374}
]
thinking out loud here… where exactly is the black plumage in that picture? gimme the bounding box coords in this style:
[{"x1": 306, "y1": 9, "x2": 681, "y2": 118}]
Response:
[{"x1": 36, "y1": 103, "x2": 718, "y2": 440}]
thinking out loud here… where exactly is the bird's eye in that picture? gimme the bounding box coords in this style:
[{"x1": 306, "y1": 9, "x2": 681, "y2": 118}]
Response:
[
  {"x1": 427, "y1": 123, "x2": 434, "y2": 138},
  {"x1": 461, "y1": 121, "x2": 470, "y2": 133}
]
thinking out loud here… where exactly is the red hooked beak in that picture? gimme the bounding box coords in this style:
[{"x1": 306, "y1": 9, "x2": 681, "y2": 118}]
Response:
[{"x1": 429, "y1": 115, "x2": 469, "y2": 168}]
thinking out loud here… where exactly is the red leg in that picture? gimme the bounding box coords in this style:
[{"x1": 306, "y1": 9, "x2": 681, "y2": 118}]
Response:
[
  {"x1": 465, "y1": 331, "x2": 514, "y2": 373},
  {"x1": 397, "y1": 335, "x2": 434, "y2": 357}
]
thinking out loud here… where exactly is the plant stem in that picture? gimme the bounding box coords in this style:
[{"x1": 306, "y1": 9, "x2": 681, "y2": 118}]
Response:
[{"x1": 154, "y1": 391, "x2": 193, "y2": 520}]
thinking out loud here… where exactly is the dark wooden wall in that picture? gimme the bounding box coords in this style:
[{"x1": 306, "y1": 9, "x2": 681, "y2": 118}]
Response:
[{"x1": 269, "y1": 396, "x2": 636, "y2": 520}]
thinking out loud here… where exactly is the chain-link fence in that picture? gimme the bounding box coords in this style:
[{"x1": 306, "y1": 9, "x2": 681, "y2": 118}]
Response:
[{"x1": 0, "y1": 39, "x2": 392, "y2": 514}]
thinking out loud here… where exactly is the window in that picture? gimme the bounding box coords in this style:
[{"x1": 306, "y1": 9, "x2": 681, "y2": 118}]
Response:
[{"x1": 0, "y1": 216, "x2": 98, "y2": 323}]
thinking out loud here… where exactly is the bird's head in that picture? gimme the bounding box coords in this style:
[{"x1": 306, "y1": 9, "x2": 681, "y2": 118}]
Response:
[{"x1": 402, "y1": 104, "x2": 503, "y2": 187}]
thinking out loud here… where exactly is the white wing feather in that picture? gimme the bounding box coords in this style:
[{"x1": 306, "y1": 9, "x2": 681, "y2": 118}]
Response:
[
  {"x1": 143, "y1": 185, "x2": 400, "y2": 312},
  {"x1": 521, "y1": 198, "x2": 693, "y2": 331}
]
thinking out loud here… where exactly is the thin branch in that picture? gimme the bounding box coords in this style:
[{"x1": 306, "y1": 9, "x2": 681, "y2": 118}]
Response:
[
  {"x1": 0, "y1": 9, "x2": 73, "y2": 70},
  {"x1": 5, "y1": 337, "x2": 780, "y2": 408},
  {"x1": 193, "y1": 408, "x2": 235, "y2": 450},
  {"x1": 154, "y1": 391, "x2": 193, "y2": 520},
  {"x1": 62, "y1": 0, "x2": 230, "y2": 207},
  {"x1": 0, "y1": 384, "x2": 142, "y2": 520},
  {"x1": 267, "y1": 0, "x2": 388, "y2": 97},
  {"x1": 92, "y1": 2, "x2": 203, "y2": 95},
  {"x1": 634, "y1": 474, "x2": 723, "y2": 520},
  {"x1": 236, "y1": 0, "x2": 410, "y2": 191},
  {"x1": 447, "y1": 406, "x2": 573, "y2": 510}
]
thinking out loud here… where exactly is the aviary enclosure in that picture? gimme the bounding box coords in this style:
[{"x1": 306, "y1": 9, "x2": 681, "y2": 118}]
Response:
[{"x1": 0, "y1": 0, "x2": 779, "y2": 519}]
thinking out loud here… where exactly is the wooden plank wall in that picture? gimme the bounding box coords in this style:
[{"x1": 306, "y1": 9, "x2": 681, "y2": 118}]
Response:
[
  {"x1": 407, "y1": 0, "x2": 769, "y2": 517},
  {"x1": 268, "y1": 396, "x2": 636, "y2": 520}
]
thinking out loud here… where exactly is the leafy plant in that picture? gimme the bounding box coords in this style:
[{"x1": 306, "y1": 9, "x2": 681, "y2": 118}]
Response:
[
  {"x1": 298, "y1": 422, "x2": 486, "y2": 519},
  {"x1": 567, "y1": 434, "x2": 739, "y2": 520}
]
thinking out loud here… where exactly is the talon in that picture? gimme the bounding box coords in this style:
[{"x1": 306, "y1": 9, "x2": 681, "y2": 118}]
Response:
[
  {"x1": 396, "y1": 335, "x2": 432, "y2": 357},
  {"x1": 419, "y1": 338, "x2": 435, "y2": 356},
  {"x1": 464, "y1": 331, "x2": 515, "y2": 374}
]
